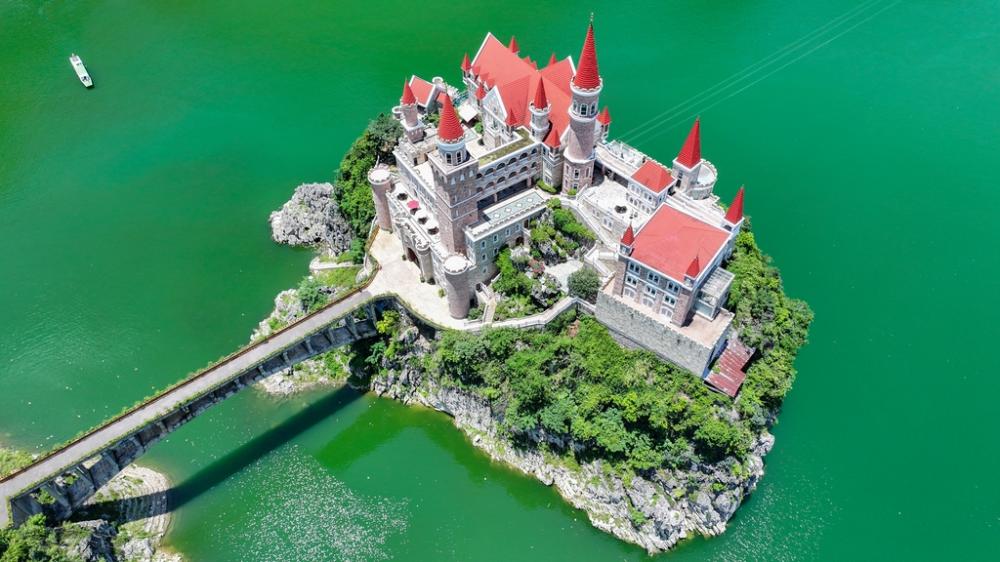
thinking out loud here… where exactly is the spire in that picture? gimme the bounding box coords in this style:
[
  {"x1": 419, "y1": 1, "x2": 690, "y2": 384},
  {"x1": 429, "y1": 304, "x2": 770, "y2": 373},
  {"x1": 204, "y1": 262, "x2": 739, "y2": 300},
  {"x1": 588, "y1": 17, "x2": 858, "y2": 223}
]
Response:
[
  {"x1": 686, "y1": 255, "x2": 701, "y2": 278},
  {"x1": 621, "y1": 223, "x2": 634, "y2": 246},
  {"x1": 475, "y1": 81, "x2": 486, "y2": 100},
  {"x1": 508, "y1": 35, "x2": 519, "y2": 53},
  {"x1": 532, "y1": 77, "x2": 548, "y2": 109},
  {"x1": 677, "y1": 118, "x2": 701, "y2": 168},
  {"x1": 548, "y1": 52, "x2": 557, "y2": 66},
  {"x1": 573, "y1": 21, "x2": 601, "y2": 90},
  {"x1": 543, "y1": 126, "x2": 561, "y2": 148},
  {"x1": 505, "y1": 109, "x2": 519, "y2": 126},
  {"x1": 401, "y1": 80, "x2": 416, "y2": 105},
  {"x1": 597, "y1": 107, "x2": 611, "y2": 125},
  {"x1": 725, "y1": 186, "x2": 745, "y2": 224},
  {"x1": 437, "y1": 95, "x2": 464, "y2": 143},
  {"x1": 461, "y1": 53, "x2": 471, "y2": 73}
]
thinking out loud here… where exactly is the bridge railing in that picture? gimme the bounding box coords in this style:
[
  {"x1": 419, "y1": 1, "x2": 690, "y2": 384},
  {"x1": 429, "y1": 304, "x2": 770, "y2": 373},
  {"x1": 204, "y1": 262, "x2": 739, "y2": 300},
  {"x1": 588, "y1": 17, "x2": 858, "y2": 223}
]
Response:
[{"x1": 0, "y1": 226, "x2": 384, "y2": 488}]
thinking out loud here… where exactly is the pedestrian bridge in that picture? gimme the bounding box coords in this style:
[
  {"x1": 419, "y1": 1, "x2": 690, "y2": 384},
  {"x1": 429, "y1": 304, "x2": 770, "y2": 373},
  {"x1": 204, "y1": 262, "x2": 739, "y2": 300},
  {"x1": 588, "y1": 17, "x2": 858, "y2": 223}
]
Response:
[{"x1": 0, "y1": 286, "x2": 387, "y2": 528}]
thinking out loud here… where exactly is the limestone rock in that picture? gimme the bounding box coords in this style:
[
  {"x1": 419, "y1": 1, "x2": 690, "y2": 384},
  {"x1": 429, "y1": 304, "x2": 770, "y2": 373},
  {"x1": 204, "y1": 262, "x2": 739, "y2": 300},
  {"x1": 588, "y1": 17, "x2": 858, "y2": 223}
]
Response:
[
  {"x1": 62, "y1": 520, "x2": 116, "y2": 562},
  {"x1": 269, "y1": 182, "x2": 354, "y2": 253}
]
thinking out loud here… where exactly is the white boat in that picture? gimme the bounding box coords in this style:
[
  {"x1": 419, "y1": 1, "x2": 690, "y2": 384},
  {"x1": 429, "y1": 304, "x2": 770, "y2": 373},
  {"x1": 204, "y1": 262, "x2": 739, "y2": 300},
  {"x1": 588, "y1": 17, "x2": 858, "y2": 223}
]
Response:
[{"x1": 69, "y1": 53, "x2": 93, "y2": 88}]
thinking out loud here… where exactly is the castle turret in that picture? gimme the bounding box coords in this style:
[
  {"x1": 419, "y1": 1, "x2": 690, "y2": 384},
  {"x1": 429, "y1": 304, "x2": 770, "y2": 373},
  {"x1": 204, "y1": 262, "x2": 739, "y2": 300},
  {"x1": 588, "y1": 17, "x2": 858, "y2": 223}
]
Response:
[
  {"x1": 563, "y1": 19, "x2": 602, "y2": 191},
  {"x1": 612, "y1": 223, "x2": 634, "y2": 296},
  {"x1": 415, "y1": 238, "x2": 435, "y2": 283},
  {"x1": 368, "y1": 164, "x2": 393, "y2": 232},
  {"x1": 672, "y1": 118, "x2": 716, "y2": 199},
  {"x1": 400, "y1": 81, "x2": 424, "y2": 142},
  {"x1": 670, "y1": 255, "x2": 701, "y2": 326},
  {"x1": 443, "y1": 254, "x2": 473, "y2": 319},
  {"x1": 529, "y1": 77, "x2": 551, "y2": 141},
  {"x1": 436, "y1": 95, "x2": 468, "y2": 166},
  {"x1": 508, "y1": 35, "x2": 520, "y2": 54}
]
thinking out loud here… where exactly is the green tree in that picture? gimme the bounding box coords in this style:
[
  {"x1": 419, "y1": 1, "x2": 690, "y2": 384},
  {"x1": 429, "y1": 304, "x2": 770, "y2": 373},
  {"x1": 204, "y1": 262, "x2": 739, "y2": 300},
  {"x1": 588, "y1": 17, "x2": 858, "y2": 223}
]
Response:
[{"x1": 567, "y1": 267, "x2": 601, "y2": 302}]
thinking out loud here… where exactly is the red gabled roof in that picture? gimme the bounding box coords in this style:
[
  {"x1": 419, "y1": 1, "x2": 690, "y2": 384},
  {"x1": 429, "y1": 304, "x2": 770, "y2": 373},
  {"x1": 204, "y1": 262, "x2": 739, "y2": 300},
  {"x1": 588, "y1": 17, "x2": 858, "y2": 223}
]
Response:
[
  {"x1": 597, "y1": 106, "x2": 611, "y2": 125},
  {"x1": 725, "y1": 186, "x2": 745, "y2": 224},
  {"x1": 543, "y1": 125, "x2": 561, "y2": 148},
  {"x1": 508, "y1": 35, "x2": 519, "y2": 53},
  {"x1": 630, "y1": 204, "x2": 730, "y2": 282},
  {"x1": 437, "y1": 95, "x2": 465, "y2": 143},
  {"x1": 461, "y1": 53, "x2": 471, "y2": 72},
  {"x1": 631, "y1": 160, "x2": 673, "y2": 194},
  {"x1": 621, "y1": 223, "x2": 634, "y2": 246},
  {"x1": 532, "y1": 76, "x2": 548, "y2": 109},
  {"x1": 573, "y1": 22, "x2": 601, "y2": 90},
  {"x1": 408, "y1": 75, "x2": 434, "y2": 107},
  {"x1": 470, "y1": 33, "x2": 574, "y2": 136},
  {"x1": 676, "y1": 118, "x2": 701, "y2": 168},
  {"x1": 401, "y1": 80, "x2": 416, "y2": 105}
]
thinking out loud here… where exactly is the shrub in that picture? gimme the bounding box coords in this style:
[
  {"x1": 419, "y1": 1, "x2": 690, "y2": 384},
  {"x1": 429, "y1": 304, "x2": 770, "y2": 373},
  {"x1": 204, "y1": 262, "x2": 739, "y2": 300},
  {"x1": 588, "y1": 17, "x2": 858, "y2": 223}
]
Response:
[
  {"x1": 536, "y1": 179, "x2": 558, "y2": 194},
  {"x1": 568, "y1": 267, "x2": 601, "y2": 302},
  {"x1": 332, "y1": 114, "x2": 402, "y2": 238}
]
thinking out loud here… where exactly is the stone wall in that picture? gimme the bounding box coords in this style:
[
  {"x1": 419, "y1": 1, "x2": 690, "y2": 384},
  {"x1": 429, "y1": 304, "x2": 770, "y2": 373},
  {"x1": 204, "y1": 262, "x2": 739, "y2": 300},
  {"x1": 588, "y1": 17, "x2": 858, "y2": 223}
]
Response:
[{"x1": 595, "y1": 290, "x2": 727, "y2": 377}]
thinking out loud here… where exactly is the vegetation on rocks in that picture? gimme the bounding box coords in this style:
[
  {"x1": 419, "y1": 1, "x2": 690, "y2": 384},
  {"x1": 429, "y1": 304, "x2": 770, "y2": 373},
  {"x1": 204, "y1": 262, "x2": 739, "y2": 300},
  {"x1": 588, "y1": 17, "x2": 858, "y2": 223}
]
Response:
[
  {"x1": 296, "y1": 266, "x2": 362, "y2": 313},
  {"x1": 0, "y1": 448, "x2": 33, "y2": 478},
  {"x1": 0, "y1": 515, "x2": 79, "y2": 562},
  {"x1": 491, "y1": 248, "x2": 561, "y2": 321},
  {"x1": 529, "y1": 199, "x2": 595, "y2": 264},
  {"x1": 333, "y1": 114, "x2": 402, "y2": 239}
]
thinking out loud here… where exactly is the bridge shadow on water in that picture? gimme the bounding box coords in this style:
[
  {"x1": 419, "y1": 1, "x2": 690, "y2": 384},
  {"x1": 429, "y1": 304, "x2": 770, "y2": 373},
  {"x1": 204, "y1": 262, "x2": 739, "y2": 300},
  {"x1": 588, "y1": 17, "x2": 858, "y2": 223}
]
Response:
[{"x1": 81, "y1": 386, "x2": 363, "y2": 523}]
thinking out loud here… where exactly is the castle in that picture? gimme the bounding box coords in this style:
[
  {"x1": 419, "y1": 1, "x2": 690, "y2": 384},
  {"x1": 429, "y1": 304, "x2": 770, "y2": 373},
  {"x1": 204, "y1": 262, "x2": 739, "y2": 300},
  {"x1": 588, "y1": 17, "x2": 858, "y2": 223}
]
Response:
[{"x1": 369, "y1": 21, "x2": 754, "y2": 395}]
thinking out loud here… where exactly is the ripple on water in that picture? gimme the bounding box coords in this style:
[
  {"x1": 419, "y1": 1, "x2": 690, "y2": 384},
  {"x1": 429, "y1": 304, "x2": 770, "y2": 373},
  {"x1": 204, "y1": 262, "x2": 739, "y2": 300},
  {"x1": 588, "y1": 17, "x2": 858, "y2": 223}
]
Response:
[{"x1": 204, "y1": 446, "x2": 409, "y2": 562}]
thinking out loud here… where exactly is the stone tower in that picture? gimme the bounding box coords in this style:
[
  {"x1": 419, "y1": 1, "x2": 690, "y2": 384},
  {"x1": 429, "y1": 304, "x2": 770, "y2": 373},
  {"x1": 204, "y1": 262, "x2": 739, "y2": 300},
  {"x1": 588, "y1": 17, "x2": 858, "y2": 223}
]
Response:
[
  {"x1": 563, "y1": 20, "x2": 602, "y2": 191},
  {"x1": 400, "y1": 81, "x2": 424, "y2": 143},
  {"x1": 443, "y1": 254, "x2": 473, "y2": 319},
  {"x1": 529, "y1": 76, "x2": 550, "y2": 142},
  {"x1": 436, "y1": 94, "x2": 468, "y2": 166},
  {"x1": 368, "y1": 164, "x2": 393, "y2": 232}
]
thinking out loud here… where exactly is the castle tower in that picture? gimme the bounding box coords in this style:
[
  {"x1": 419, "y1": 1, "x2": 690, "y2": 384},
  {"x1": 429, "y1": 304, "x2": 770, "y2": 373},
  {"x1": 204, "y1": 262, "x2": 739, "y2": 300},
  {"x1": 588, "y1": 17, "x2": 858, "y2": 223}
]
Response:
[
  {"x1": 673, "y1": 118, "x2": 704, "y2": 195},
  {"x1": 436, "y1": 95, "x2": 468, "y2": 166},
  {"x1": 529, "y1": 77, "x2": 550, "y2": 141},
  {"x1": 443, "y1": 255, "x2": 473, "y2": 319},
  {"x1": 415, "y1": 238, "x2": 435, "y2": 283},
  {"x1": 563, "y1": 19, "x2": 602, "y2": 191},
  {"x1": 612, "y1": 223, "x2": 634, "y2": 296},
  {"x1": 670, "y1": 255, "x2": 700, "y2": 326},
  {"x1": 542, "y1": 126, "x2": 564, "y2": 187},
  {"x1": 400, "y1": 81, "x2": 424, "y2": 143},
  {"x1": 368, "y1": 164, "x2": 393, "y2": 232}
]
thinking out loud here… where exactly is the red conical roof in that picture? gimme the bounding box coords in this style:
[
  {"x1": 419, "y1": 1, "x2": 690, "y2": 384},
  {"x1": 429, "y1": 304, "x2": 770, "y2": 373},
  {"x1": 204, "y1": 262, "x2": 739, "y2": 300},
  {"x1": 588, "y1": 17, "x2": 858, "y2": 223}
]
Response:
[
  {"x1": 475, "y1": 81, "x2": 486, "y2": 100},
  {"x1": 461, "y1": 53, "x2": 471, "y2": 72},
  {"x1": 621, "y1": 223, "x2": 634, "y2": 246},
  {"x1": 676, "y1": 118, "x2": 701, "y2": 168},
  {"x1": 508, "y1": 36, "x2": 519, "y2": 53},
  {"x1": 686, "y1": 254, "x2": 701, "y2": 278},
  {"x1": 437, "y1": 95, "x2": 464, "y2": 143},
  {"x1": 505, "y1": 109, "x2": 519, "y2": 126},
  {"x1": 401, "y1": 80, "x2": 416, "y2": 105},
  {"x1": 573, "y1": 22, "x2": 601, "y2": 90},
  {"x1": 533, "y1": 77, "x2": 548, "y2": 109},
  {"x1": 543, "y1": 126, "x2": 561, "y2": 148},
  {"x1": 725, "y1": 186, "x2": 745, "y2": 223},
  {"x1": 597, "y1": 106, "x2": 611, "y2": 125},
  {"x1": 548, "y1": 52, "x2": 557, "y2": 66}
]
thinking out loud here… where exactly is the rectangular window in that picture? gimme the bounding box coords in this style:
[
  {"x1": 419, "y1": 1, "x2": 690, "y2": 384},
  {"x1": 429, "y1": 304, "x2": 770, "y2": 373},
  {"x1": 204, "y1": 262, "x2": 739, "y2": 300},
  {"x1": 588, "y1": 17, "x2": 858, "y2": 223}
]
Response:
[
  {"x1": 481, "y1": 241, "x2": 486, "y2": 249},
  {"x1": 493, "y1": 234, "x2": 499, "y2": 242},
  {"x1": 647, "y1": 272, "x2": 660, "y2": 284},
  {"x1": 628, "y1": 262, "x2": 640, "y2": 273},
  {"x1": 625, "y1": 274, "x2": 638, "y2": 286},
  {"x1": 623, "y1": 287, "x2": 636, "y2": 298},
  {"x1": 643, "y1": 284, "x2": 657, "y2": 297},
  {"x1": 659, "y1": 303, "x2": 672, "y2": 316}
]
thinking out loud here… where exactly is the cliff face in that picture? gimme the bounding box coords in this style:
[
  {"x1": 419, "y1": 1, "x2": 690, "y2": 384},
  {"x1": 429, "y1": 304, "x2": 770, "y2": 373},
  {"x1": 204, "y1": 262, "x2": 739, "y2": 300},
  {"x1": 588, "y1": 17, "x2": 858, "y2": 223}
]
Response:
[{"x1": 368, "y1": 319, "x2": 774, "y2": 555}]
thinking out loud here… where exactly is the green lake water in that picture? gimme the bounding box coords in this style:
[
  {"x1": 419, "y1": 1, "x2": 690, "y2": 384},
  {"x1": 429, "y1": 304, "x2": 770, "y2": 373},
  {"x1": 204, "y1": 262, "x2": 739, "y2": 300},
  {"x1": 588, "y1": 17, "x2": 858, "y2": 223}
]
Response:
[{"x1": 2, "y1": 1, "x2": 997, "y2": 559}]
